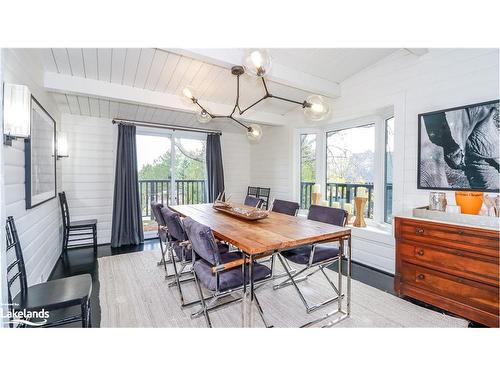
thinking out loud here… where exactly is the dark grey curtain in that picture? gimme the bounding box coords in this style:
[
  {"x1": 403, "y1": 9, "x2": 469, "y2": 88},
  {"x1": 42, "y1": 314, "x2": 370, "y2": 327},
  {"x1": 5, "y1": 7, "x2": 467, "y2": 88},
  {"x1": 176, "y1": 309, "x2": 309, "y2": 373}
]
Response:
[
  {"x1": 206, "y1": 133, "x2": 225, "y2": 203},
  {"x1": 111, "y1": 124, "x2": 144, "y2": 247}
]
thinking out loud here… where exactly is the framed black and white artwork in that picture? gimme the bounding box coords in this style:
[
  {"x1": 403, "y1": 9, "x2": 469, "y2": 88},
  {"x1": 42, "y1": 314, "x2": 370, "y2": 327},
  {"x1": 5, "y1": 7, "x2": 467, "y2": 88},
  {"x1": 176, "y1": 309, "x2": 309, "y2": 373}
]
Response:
[
  {"x1": 25, "y1": 96, "x2": 57, "y2": 209},
  {"x1": 417, "y1": 100, "x2": 499, "y2": 192}
]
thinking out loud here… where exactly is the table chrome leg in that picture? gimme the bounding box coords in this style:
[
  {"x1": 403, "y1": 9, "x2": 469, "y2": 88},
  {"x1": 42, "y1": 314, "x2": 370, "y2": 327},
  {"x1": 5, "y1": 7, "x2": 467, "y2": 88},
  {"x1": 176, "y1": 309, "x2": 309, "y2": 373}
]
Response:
[{"x1": 347, "y1": 235, "x2": 352, "y2": 316}]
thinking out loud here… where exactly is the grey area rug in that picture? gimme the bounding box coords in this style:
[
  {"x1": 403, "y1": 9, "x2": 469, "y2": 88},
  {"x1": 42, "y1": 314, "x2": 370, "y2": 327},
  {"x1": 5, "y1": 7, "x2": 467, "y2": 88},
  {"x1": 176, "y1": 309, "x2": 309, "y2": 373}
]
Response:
[{"x1": 98, "y1": 250, "x2": 469, "y2": 328}]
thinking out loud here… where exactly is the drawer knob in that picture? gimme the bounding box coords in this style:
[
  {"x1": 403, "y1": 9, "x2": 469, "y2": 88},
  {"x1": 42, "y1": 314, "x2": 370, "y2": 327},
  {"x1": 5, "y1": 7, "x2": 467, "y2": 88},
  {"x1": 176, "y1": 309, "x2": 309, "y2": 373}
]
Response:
[
  {"x1": 417, "y1": 249, "x2": 425, "y2": 256},
  {"x1": 415, "y1": 228, "x2": 425, "y2": 234},
  {"x1": 417, "y1": 274, "x2": 425, "y2": 280}
]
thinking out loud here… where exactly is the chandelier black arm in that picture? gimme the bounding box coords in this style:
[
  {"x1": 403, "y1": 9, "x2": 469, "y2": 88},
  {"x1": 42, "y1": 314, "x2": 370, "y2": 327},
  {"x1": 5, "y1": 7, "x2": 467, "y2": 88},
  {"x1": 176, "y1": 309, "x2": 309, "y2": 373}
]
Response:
[
  {"x1": 239, "y1": 94, "x2": 270, "y2": 115},
  {"x1": 190, "y1": 69, "x2": 309, "y2": 130},
  {"x1": 229, "y1": 116, "x2": 249, "y2": 130}
]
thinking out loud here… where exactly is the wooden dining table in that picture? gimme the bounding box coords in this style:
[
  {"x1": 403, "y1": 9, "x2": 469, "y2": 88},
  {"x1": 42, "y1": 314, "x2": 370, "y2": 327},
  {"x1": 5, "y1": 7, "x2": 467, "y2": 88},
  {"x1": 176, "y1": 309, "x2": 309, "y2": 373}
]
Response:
[{"x1": 170, "y1": 203, "x2": 352, "y2": 327}]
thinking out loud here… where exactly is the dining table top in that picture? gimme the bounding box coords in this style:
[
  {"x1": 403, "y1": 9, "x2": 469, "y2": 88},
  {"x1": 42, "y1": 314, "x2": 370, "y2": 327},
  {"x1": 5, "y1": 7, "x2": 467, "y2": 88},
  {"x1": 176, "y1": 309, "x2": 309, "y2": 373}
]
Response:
[{"x1": 169, "y1": 203, "x2": 351, "y2": 255}]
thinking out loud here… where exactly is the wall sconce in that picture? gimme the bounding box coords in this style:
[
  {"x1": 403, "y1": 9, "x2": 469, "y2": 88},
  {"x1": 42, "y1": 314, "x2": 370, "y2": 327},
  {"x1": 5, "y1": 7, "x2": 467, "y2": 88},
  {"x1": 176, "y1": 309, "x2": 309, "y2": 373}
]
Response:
[
  {"x1": 3, "y1": 83, "x2": 31, "y2": 146},
  {"x1": 56, "y1": 131, "x2": 69, "y2": 159}
]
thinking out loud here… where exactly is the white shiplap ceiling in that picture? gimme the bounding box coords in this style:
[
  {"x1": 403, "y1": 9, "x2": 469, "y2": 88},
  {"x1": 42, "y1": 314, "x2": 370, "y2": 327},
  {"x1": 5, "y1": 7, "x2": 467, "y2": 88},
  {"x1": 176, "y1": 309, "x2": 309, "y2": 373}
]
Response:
[
  {"x1": 269, "y1": 48, "x2": 397, "y2": 82},
  {"x1": 41, "y1": 48, "x2": 310, "y2": 116},
  {"x1": 37, "y1": 48, "x2": 399, "y2": 127},
  {"x1": 52, "y1": 93, "x2": 239, "y2": 131}
]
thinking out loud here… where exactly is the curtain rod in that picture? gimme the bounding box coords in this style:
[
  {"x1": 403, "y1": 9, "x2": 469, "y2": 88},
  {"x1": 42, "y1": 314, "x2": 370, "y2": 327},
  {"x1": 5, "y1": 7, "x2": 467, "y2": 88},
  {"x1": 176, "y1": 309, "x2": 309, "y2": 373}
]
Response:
[{"x1": 111, "y1": 118, "x2": 222, "y2": 135}]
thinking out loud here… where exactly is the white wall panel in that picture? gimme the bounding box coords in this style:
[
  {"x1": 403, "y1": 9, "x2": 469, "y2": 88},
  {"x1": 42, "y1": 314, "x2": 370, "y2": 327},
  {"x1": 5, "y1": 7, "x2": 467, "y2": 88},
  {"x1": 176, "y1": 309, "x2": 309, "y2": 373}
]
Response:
[{"x1": 2, "y1": 48, "x2": 62, "y2": 285}]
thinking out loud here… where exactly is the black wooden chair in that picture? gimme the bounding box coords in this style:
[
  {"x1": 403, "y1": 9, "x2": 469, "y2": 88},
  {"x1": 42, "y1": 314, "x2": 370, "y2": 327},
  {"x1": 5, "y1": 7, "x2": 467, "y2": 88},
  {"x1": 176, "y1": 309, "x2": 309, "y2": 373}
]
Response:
[
  {"x1": 247, "y1": 186, "x2": 271, "y2": 209},
  {"x1": 5, "y1": 216, "x2": 92, "y2": 328},
  {"x1": 59, "y1": 192, "x2": 97, "y2": 257}
]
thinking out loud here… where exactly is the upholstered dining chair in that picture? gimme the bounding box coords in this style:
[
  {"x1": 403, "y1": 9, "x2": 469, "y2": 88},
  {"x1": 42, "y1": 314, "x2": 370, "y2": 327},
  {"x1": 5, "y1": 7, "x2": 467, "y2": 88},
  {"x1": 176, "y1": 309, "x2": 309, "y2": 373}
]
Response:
[
  {"x1": 59, "y1": 192, "x2": 97, "y2": 257},
  {"x1": 150, "y1": 202, "x2": 170, "y2": 273},
  {"x1": 183, "y1": 217, "x2": 272, "y2": 328},
  {"x1": 274, "y1": 204, "x2": 348, "y2": 314},
  {"x1": 268, "y1": 199, "x2": 300, "y2": 278},
  {"x1": 160, "y1": 206, "x2": 230, "y2": 307},
  {"x1": 271, "y1": 199, "x2": 300, "y2": 216},
  {"x1": 5, "y1": 216, "x2": 92, "y2": 328},
  {"x1": 244, "y1": 195, "x2": 264, "y2": 208}
]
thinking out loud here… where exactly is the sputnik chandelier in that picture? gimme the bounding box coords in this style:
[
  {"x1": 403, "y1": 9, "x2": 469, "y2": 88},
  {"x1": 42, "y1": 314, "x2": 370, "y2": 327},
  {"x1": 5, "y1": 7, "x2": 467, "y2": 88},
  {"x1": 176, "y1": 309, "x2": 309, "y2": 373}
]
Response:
[{"x1": 182, "y1": 49, "x2": 330, "y2": 142}]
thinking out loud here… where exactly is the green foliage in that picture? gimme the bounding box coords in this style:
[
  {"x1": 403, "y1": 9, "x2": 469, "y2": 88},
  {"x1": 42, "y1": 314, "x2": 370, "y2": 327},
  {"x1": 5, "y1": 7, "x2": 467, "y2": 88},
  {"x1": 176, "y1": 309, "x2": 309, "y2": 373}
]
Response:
[
  {"x1": 138, "y1": 140, "x2": 205, "y2": 181},
  {"x1": 300, "y1": 134, "x2": 316, "y2": 182}
]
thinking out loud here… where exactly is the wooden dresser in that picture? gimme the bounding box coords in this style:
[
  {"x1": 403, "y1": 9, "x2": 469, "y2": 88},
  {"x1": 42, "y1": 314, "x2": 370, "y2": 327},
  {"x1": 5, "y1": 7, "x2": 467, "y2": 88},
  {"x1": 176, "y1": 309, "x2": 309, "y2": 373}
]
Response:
[{"x1": 394, "y1": 216, "x2": 499, "y2": 327}]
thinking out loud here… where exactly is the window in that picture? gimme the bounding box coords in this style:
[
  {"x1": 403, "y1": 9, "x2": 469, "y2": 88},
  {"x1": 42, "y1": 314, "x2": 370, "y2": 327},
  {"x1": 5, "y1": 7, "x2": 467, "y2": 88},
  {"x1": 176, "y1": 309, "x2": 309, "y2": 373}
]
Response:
[
  {"x1": 326, "y1": 124, "x2": 375, "y2": 219},
  {"x1": 136, "y1": 132, "x2": 207, "y2": 238},
  {"x1": 384, "y1": 117, "x2": 394, "y2": 223},
  {"x1": 300, "y1": 134, "x2": 317, "y2": 209}
]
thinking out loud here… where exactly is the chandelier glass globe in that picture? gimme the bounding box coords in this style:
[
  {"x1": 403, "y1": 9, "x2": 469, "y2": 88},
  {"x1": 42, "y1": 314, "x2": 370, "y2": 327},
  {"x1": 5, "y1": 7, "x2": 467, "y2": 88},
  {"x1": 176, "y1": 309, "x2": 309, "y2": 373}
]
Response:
[
  {"x1": 246, "y1": 124, "x2": 263, "y2": 142},
  {"x1": 182, "y1": 86, "x2": 198, "y2": 105},
  {"x1": 243, "y1": 49, "x2": 272, "y2": 77},
  {"x1": 196, "y1": 109, "x2": 212, "y2": 124},
  {"x1": 303, "y1": 95, "x2": 330, "y2": 121}
]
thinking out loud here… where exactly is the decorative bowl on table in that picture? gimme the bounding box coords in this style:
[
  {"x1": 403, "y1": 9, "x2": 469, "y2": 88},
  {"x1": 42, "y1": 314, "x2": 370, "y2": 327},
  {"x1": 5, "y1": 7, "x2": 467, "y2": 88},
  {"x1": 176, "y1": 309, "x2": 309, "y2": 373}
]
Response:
[
  {"x1": 213, "y1": 203, "x2": 269, "y2": 221},
  {"x1": 213, "y1": 199, "x2": 231, "y2": 209}
]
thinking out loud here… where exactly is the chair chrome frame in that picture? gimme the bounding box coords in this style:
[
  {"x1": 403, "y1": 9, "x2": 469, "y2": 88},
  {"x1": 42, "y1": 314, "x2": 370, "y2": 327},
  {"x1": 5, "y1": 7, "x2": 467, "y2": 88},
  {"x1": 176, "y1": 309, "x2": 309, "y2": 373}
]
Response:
[{"x1": 191, "y1": 251, "x2": 273, "y2": 328}]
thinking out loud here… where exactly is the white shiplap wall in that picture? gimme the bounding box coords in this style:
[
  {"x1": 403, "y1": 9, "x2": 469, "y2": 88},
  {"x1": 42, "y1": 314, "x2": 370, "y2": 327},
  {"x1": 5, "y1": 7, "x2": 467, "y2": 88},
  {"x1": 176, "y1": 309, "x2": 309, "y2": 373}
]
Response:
[
  {"x1": 61, "y1": 114, "x2": 251, "y2": 244},
  {"x1": 0, "y1": 48, "x2": 9, "y2": 325},
  {"x1": 2, "y1": 49, "x2": 62, "y2": 284},
  {"x1": 249, "y1": 126, "x2": 294, "y2": 202},
  {"x1": 61, "y1": 114, "x2": 117, "y2": 244}
]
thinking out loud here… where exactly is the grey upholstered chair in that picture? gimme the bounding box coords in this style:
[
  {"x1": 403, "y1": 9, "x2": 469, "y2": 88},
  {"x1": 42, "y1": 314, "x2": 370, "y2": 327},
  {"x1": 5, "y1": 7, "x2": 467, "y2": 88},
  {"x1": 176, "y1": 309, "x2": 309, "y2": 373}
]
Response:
[
  {"x1": 160, "y1": 207, "x2": 229, "y2": 307},
  {"x1": 274, "y1": 204, "x2": 348, "y2": 314},
  {"x1": 183, "y1": 217, "x2": 272, "y2": 328},
  {"x1": 244, "y1": 195, "x2": 264, "y2": 208},
  {"x1": 150, "y1": 202, "x2": 169, "y2": 272},
  {"x1": 271, "y1": 199, "x2": 300, "y2": 216}
]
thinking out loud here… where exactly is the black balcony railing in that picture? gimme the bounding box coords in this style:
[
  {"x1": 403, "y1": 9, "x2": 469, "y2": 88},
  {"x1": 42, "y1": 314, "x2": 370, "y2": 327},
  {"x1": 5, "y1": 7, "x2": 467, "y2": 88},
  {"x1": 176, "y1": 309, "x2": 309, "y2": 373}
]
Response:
[
  {"x1": 300, "y1": 181, "x2": 390, "y2": 219},
  {"x1": 139, "y1": 179, "x2": 206, "y2": 218}
]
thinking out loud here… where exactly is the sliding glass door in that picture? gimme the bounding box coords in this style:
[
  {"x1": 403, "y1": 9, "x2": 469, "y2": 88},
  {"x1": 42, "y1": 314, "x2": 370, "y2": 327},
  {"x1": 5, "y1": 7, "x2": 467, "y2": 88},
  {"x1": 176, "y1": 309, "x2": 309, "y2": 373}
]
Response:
[{"x1": 136, "y1": 131, "x2": 207, "y2": 238}]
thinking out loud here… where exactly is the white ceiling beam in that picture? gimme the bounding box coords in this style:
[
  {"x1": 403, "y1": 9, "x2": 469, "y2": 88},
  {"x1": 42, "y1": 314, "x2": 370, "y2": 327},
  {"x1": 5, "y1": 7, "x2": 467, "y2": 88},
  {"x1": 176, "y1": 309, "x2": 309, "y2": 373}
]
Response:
[
  {"x1": 43, "y1": 72, "x2": 288, "y2": 126},
  {"x1": 167, "y1": 48, "x2": 341, "y2": 99}
]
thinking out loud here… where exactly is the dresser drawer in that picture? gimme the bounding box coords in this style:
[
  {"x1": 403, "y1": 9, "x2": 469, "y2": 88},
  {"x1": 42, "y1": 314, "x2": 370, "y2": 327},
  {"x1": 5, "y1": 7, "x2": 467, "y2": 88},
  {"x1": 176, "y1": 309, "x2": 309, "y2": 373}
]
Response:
[
  {"x1": 398, "y1": 220, "x2": 499, "y2": 257},
  {"x1": 401, "y1": 262, "x2": 499, "y2": 315},
  {"x1": 399, "y1": 242, "x2": 499, "y2": 285}
]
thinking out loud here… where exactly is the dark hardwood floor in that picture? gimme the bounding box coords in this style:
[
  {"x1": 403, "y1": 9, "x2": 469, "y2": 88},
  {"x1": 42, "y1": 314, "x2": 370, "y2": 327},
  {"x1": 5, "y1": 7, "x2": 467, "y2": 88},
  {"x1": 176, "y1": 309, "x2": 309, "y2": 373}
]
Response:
[{"x1": 48, "y1": 239, "x2": 481, "y2": 327}]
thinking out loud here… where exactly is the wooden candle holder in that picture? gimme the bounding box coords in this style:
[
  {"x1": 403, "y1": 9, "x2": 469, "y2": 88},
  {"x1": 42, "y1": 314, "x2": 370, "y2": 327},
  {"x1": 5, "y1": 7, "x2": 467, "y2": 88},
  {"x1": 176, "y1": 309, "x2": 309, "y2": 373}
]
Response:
[{"x1": 353, "y1": 196, "x2": 368, "y2": 227}]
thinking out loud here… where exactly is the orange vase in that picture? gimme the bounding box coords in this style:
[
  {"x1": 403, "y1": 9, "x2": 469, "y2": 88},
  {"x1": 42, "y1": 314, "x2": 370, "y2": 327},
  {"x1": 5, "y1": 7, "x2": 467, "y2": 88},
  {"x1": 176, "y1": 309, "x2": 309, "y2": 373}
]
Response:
[{"x1": 455, "y1": 191, "x2": 484, "y2": 215}]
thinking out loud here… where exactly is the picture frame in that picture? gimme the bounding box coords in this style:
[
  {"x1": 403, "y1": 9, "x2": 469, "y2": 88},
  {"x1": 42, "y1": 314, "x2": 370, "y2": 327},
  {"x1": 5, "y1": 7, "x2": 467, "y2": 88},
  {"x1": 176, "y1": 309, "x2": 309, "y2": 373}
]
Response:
[
  {"x1": 25, "y1": 96, "x2": 57, "y2": 209},
  {"x1": 417, "y1": 99, "x2": 499, "y2": 192}
]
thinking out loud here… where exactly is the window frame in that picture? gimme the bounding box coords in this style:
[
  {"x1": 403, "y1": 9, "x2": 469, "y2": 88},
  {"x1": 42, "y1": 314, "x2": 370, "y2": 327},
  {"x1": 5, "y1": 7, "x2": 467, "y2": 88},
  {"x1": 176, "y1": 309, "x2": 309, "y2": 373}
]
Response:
[
  {"x1": 325, "y1": 122, "x2": 376, "y2": 219},
  {"x1": 295, "y1": 111, "x2": 394, "y2": 227},
  {"x1": 383, "y1": 116, "x2": 395, "y2": 224}
]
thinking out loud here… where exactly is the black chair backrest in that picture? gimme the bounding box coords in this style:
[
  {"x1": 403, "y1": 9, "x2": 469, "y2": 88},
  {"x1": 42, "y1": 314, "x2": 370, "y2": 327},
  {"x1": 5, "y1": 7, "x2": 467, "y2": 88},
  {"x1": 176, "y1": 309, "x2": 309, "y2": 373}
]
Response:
[
  {"x1": 59, "y1": 192, "x2": 70, "y2": 229},
  {"x1": 308, "y1": 205, "x2": 348, "y2": 227},
  {"x1": 160, "y1": 207, "x2": 187, "y2": 242},
  {"x1": 151, "y1": 202, "x2": 166, "y2": 226},
  {"x1": 258, "y1": 187, "x2": 271, "y2": 208},
  {"x1": 5, "y1": 217, "x2": 28, "y2": 311},
  {"x1": 183, "y1": 217, "x2": 221, "y2": 266},
  {"x1": 244, "y1": 195, "x2": 264, "y2": 208},
  {"x1": 272, "y1": 199, "x2": 299, "y2": 216},
  {"x1": 247, "y1": 186, "x2": 271, "y2": 209},
  {"x1": 247, "y1": 186, "x2": 259, "y2": 197}
]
